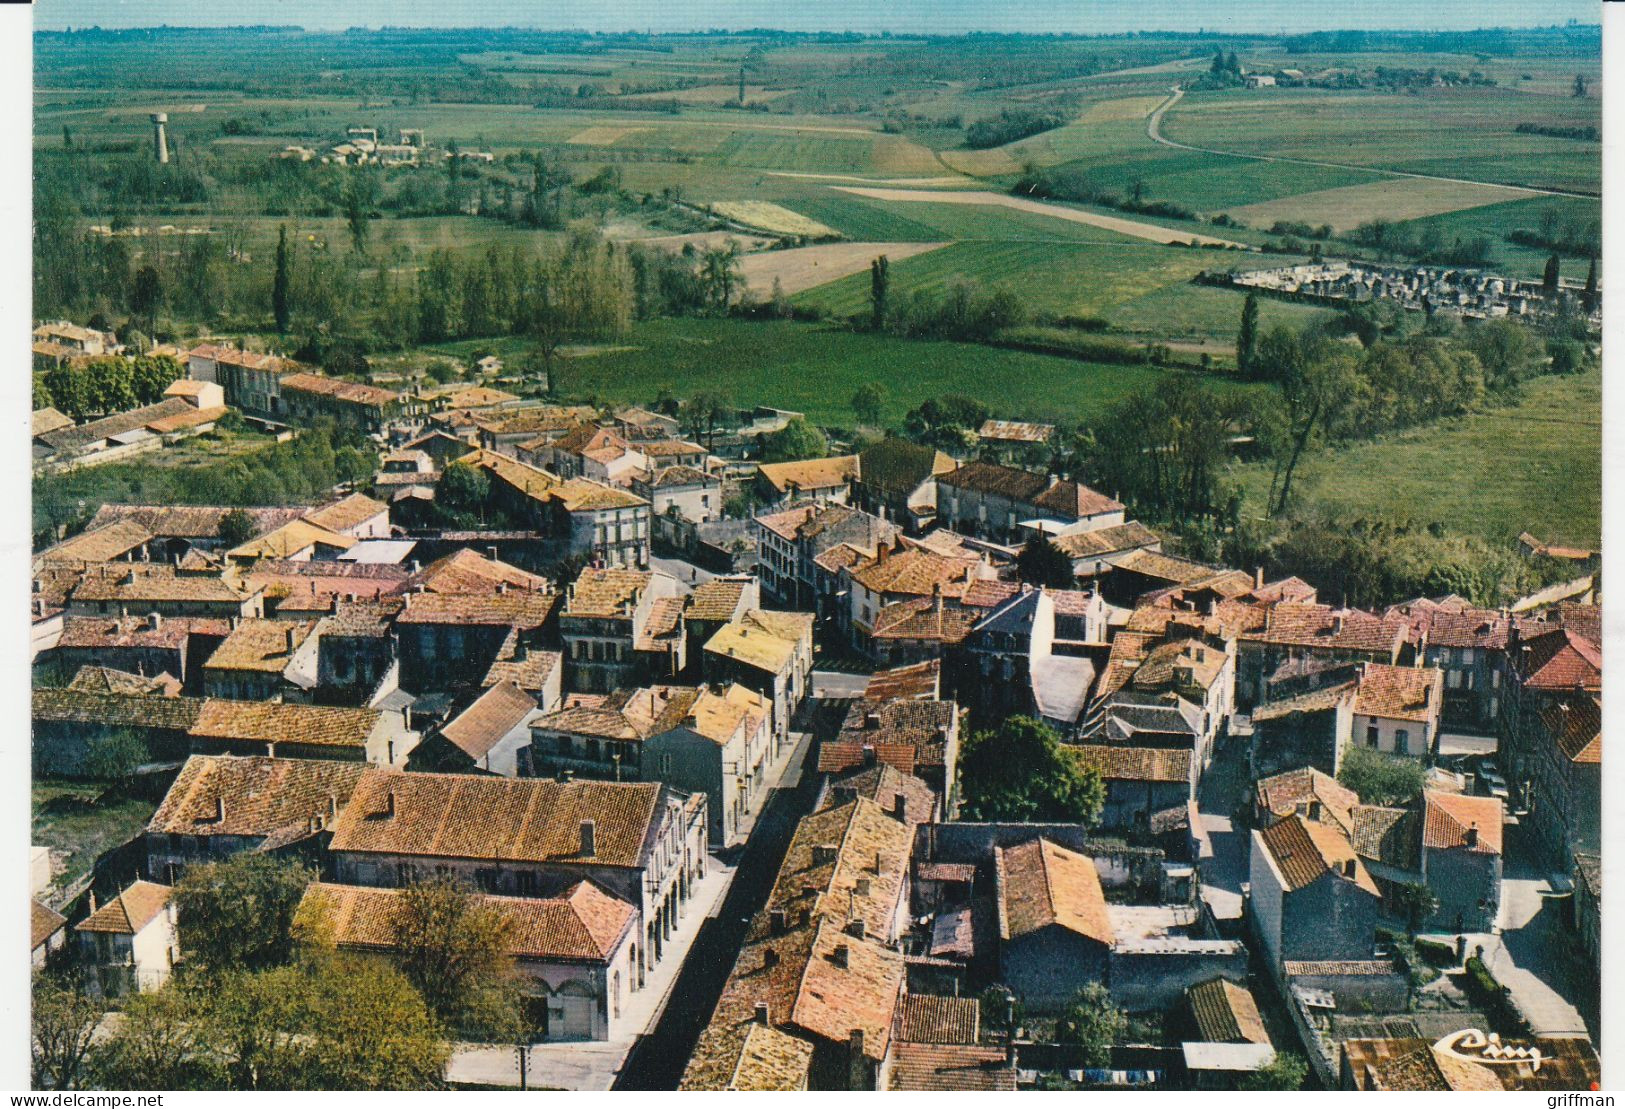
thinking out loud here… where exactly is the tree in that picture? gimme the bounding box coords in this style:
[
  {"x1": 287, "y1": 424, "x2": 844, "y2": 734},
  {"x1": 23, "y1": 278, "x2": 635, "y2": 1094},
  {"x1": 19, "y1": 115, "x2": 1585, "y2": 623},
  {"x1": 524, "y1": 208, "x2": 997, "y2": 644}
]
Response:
[
  {"x1": 1017, "y1": 535, "x2": 1074, "y2": 588},
  {"x1": 851, "y1": 382, "x2": 886, "y2": 428},
  {"x1": 131, "y1": 265, "x2": 164, "y2": 334},
  {"x1": 386, "y1": 877, "x2": 523, "y2": 1040},
  {"x1": 218, "y1": 508, "x2": 258, "y2": 548},
  {"x1": 1242, "y1": 1051, "x2": 1308, "y2": 1090},
  {"x1": 32, "y1": 973, "x2": 102, "y2": 1089},
  {"x1": 1053, "y1": 984, "x2": 1126, "y2": 1068},
  {"x1": 869, "y1": 254, "x2": 890, "y2": 330},
  {"x1": 698, "y1": 241, "x2": 742, "y2": 313},
  {"x1": 1261, "y1": 329, "x2": 1361, "y2": 516},
  {"x1": 272, "y1": 225, "x2": 291, "y2": 333},
  {"x1": 682, "y1": 390, "x2": 732, "y2": 451},
  {"x1": 1393, "y1": 881, "x2": 1441, "y2": 936},
  {"x1": 1542, "y1": 253, "x2": 1561, "y2": 292},
  {"x1": 1573, "y1": 73, "x2": 1589, "y2": 98},
  {"x1": 761, "y1": 417, "x2": 828, "y2": 463},
  {"x1": 437, "y1": 461, "x2": 491, "y2": 521},
  {"x1": 343, "y1": 177, "x2": 371, "y2": 255},
  {"x1": 1464, "y1": 318, "x2": 1541, "y2": 393},
  {"x1": 1583, "y1": 256, "x2": 1598, "y2": 309},
  {"x1": 84, "y1": 729, "x2": 149, "y2": 783},
  {"x1": 172, "y1": 855, "x2": 313, "y2": 975},
  {"x1": 958, "y1": 716, "x2": 1105, "y2": 824},
  {"x1": 90, "y1": 986, "x2": 217, "y2": 1090},
  {"x1": 1129, "y1": 178, "x2": 1147, "y2": 206},
  {"x1": 1336, "y1": 745, "x2": 1426, "y2": 808},
  {"x1": 1236, "y1": 292, "x2": 1260, "y2": 377},
  {"x1": 1547, "y1": 338, "x2": 1595, "y2": 376}
]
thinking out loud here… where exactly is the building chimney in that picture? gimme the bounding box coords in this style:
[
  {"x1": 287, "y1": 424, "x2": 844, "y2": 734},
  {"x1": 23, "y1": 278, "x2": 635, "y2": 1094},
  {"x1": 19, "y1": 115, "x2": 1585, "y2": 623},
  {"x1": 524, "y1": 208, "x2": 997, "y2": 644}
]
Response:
[
  {"x1": 148, "y1": 614, "x2": 162, "y2": 633},
  {"x1": 864, "y1": 712, "x2": 881, "y2": 730},
  {"x1": 285, "y1": 626, "x2": 298, "y2": 654},
  {"x1": 1331, "y1": 614, "x2": 1345, "y2": 636},
  {"x1": 862, "y1": 744, "x2": 877, "y2": 766},
  {"x1": 876, "y1": 543, "x2": 888, "y2": 565},
  {"x1": 770, "y1": 909, "x2": 787, "y2": 934},
  {"x1": 87, "y1": 891, "x2": 97, "y2": 913},
  {"x1": 328, "y1": 794, "x2": 338, "y2": 820},
  {"x1": 1307, "y1": 799, "x2": 1322, "y2": 822},
  {"x1": 762, "y1": 947, "x2": 779, "y2": 969},
  {"x1": 831, "y1": 943, "x2": 850, "y2": 968},
  {"x1": 579, "y1": 819, "x2": 596, "y2": 857},
  {"x1": 845, "y1": 918, "x2": 867, "y2": 940},
  {"x1": 1464, "y1": 825, "x2": 1479, "y2": 848},
  {"x1": 754, "y1": 1002, "x2": 771, "y2": 1025},
  {"x1": 848, "y1": 1029, "x2": 866, "y2": 1089},
  {"x1": 558, "y1": 768, "x2": 575, "y2": 783},
  {"x1": 813, "y1": 844, "x2": 838, "y2": 866},
  {"x1": 892, "y1": 794, "x2": 908, "y2": 823},
  {"x1": 384, "y1": 790, "x2": 397, "y2": 819},
  {"x1": 1256, "y1": 565, "x2": 1265, "y2": 588},
  {"x1": 1342, "y1": 859, "x2": 1356, "y2": 878},
  {"x1": 855, "y1": 876, "x2": 872, "y2": 898},
  {"x1": 212, "y1": 794, "x2": 225, "y2": 823},
  {"x1": 488, "y1": 546, "x2": 499, "y2": 562}
]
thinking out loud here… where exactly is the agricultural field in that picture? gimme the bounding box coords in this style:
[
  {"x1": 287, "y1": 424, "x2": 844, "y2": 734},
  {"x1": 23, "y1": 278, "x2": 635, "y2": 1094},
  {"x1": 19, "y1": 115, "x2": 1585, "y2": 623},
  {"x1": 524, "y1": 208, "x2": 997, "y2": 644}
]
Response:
[
  {"x1": 1220, "y1": 177, "x2": 1538, "y2": 234},
  {"x1": 424, "y1": 316, "x2": 1266, "y2": 428},
  {"x1": 1228, "y1": 369, "x2": 1602, "y2": 547},
  {"x1": 737, "y1": 240, "x2": 947, "y2": 297}
]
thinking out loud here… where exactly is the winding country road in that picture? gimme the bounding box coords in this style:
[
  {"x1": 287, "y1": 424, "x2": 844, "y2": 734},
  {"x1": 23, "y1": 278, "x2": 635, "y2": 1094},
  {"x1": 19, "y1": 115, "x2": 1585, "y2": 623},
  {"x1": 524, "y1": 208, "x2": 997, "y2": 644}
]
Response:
[{"x1": 1146, "y1": 85, "x2": 1596, "y2": 201}]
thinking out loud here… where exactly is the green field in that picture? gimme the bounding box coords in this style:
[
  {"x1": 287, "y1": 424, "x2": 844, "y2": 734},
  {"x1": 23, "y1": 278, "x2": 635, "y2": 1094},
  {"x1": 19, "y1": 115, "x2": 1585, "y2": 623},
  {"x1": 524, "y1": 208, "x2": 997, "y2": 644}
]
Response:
[
  {"x1": 436, "y1": 316, "x2": 1266, "y2": 427},
  {"x1": 794, "y1": 239, "x2": 1318, "y2": 337},
  {"x1": 1229, "y1": 369, "x2": 1601, "y2": 546}
]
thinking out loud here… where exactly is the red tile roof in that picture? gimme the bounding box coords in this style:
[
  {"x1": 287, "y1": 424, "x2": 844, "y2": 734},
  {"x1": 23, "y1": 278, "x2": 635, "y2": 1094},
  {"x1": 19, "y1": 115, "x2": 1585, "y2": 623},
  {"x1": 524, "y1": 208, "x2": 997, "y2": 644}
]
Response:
[
  {"x1": 75, "y1": 881, "x2": 172, "y2": 935},
  {"x1": 1421, "y1": 790, "x2": 1503, "y2": 855},
  {"x1": 995, "y1": 837, "x2": 1113, "y2": 945}
]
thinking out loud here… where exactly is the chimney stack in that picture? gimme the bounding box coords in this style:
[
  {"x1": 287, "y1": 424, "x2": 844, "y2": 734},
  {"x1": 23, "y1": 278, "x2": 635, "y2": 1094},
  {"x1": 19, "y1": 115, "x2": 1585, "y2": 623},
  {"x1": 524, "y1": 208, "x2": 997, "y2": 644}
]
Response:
[
  {"x1": 754, "y1": 1002, "x2": 771, "y2": 1025},
  {"x1": 213, "y1": 794, "x2": 225, "y2": 823},
  {"x1": 854, "y1": 877, "x2": 871, "y2": 898},
  {"x1": 762, "y1": 947, "x2": 779, "y2": 969},
  {"x1": 848, "y1": 1030, "x2": 866, "y2": 1089},
  {"x1": 285, "y1": 626, "x2": 298, "y2": 654},
  {"x1": 770, "y1": 909, "x2": 787, "y2": 935},
  {"x1": 151, "y1": 112, "x2": 169, "y2": 164},
  {"x1": 864, "y1": 712, "x2": 881, "y2": 730},
  {"x1": 488, "y1": 546, "x2": 500, "y2": 562},
  {"x1": 579, "y1": 819, "x2": 596, "y2": 857},
  {"x1": 1342, "y1": 859, "x2": 1356, "y2": 878},
  {"x1": 892, "y1": 793, "x2": 908, "y2": 823},
  {"x1": 1465, "y1": 824, "x2": 1479, "y2": 848},
  {"x1": 328, "y1": 794, "x2": 338, "y2": 820},
  {"x1": 1256, "y1": 565, "x2": 1265, "y2": 588},
  {"x1": 830, "y1": 943, "x2": 849, "y2": 968},
  {"x1": 384, "y1": 790, "x2": 397, "y2": 819},
  {"x1": 845, "y1": 918, "x2": 867, "y2": 940},
  {"x1": 862, "y1": 744, "x2": 877, "y2": 766}
]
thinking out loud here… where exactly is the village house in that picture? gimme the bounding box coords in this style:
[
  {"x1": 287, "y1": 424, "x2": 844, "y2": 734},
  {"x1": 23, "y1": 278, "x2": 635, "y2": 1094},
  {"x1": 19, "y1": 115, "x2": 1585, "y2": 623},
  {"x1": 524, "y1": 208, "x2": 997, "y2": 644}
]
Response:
[
  {"x1": 304, "y1": 493, "x2": 392, "y2": 540},
  {"x1": 559, "y1": 568, "x2": 683, "y2": 693},
  {"x1": 475, "y1": 406, "x2": 601, "y2": 455},
  {"x1": 703, "y1": 609, "x2": 815, "y2": 740},
  {"x1": 1051, "y1": 521, "x2": 1165, "y2": 585},
  {"x1": 74, "y1": 881, "x2": 177, "y2": 998},
  {"x1": 642, "y1": 684, "x2": 776, "y2": 845},
  {"x1": 935, "y1": 462, "x2": 1124, "y2": 543},
  {"x1": 1390, "y1": 599, "x2": 1511, "y2": 732},
  {"x1": 85, "y1": 504, "x2": 310, "y2": 560},
  {"x1": 949, "y1": 586, "x2": 1103, "y2": 730},
  {"x1": 186, "y1": 344, "x2": 294, "y2": 417},
  {"x1": 33, "y1": 397, "x2": 225, "y2": 467},
  {"x1": 31, "y1": 688, "x2": 205, "y2": 773},
  {"x1": 65, "y1": 564, "x2": 264, "y2": 620},
  {"x1": 755, "y1": 455, "x2": 861, "y2": 508},
  {"x1": 413, "y1": 680, "x2": 543, "y2": 776},
  {"x1": 32, "y1": 901, "x2": 68, "y2": 969},
  {"x1": 1341, "y1": 1031, "x2": 1600, "y2": 1092},
  {"x1": 993, "y1": 837, "x2": 1114, "y2": 1011},
  {"x1": 299, "y1": 880, "x2": 642, "y2": 1042},
  {"x1": 48, "y1": 613, "x2": 228, "y2": 692},
  {"x1": 1498, "y1": 613, "x2": 1602, "y2": 826},
  {"x1": 1526, "y1": 692, "x2": 1601, "y2": 869},
  {"x1": 845, "y1": 541, "x2": 989, "y2": 651},
  {"x1": 680, "y1": 577, "x2": 759, "y2": 669},
  {"x1": 818, "y1": 697, "x2": 962, "y2": 817},
  {"x1": 303, "y1": 599, "x2": 403, "y2": 707},
  {"x1": 144, "y1": 754, "x2": 368, "y2": 882},
  {"x1": 187, "y1": 697, "x2": 418, "y2": 765},
  {"x1": 852, "y1": 438, "x2": 958, "y2": 533},
  {"x1": 753, "y1": 502, "x2": 898, "y2": 615},
  {"x1": 1069, "y1": 745, "x2": 1197, "y2": 833},
  {"x1": 522, "y1": 423, "x2": 648, "y2": 485},
  {"x1": 277, "y1": 373, "x2": 415, "y2": 434},
  {"x1": 394, "y1": 585, "x2": 560, "y2": 694},
  {"x1": 526, "y1": 684, "x2": 700, "y2": 784},
  {"x1": 35, "y1": 320, "x2": 120, "y2": 357},
  {"x1": 1250, "y1": 662, "x2": 1444, "y2": 775},
  {"x1": 551, "y1": 479, "x2": 653, "y2": 568},
  {"x1": 1248, "y1": 815, "x2": 1382, "y2": 969},
  {"x1": 633, "y1": 465, "x2": 723, "y2": 527},
  {"x1": 637, "y1": 438, "x2": 709, "y2": 470},
  {"x1": 201, "y1": 618, "x2": 322, "y2": 701},
  {"x1": 223, "y1": 519, "x2": 357, "y2": 564},
  {"x1": 326, "y1": 771, "x2": 708, "y2": 975},
  {"x1": 1236, "y1": 604, "x2": 1410, "y2": 711}
]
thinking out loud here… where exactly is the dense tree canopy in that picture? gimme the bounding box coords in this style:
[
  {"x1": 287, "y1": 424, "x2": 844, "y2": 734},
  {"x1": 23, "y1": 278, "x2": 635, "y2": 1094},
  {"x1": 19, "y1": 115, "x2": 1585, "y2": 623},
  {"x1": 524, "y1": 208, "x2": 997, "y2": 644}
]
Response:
[{"x1": 958, "y1": 716, "x2": 1105, "y2": 824}]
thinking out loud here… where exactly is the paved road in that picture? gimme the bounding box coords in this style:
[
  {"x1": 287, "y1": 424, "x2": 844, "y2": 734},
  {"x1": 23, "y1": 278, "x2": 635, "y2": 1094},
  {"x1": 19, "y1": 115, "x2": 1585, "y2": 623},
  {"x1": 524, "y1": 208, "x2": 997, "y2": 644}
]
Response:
[
  {"x1": 811, "y1": 669, "x2": 870, "y2": 700},
  {"x1": 649, "y1": 555, "x2": 717, "y2": 590},
  {"x1": 1194, "y1": 735, "x2": 1251, "y2": 924},
  {"x1": 1147, "y1": 85, "x2": 1596, "y2": 201},
  {"x1": 613, "y1": 721, "x2": 824, "y2": 1090}
]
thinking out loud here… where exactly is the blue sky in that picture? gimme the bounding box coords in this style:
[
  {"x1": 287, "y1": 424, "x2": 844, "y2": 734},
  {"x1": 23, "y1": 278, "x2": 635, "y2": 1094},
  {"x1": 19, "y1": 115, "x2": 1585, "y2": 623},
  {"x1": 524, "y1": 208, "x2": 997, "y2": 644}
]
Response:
[{"x1": 33, "y1": 0, "x2": 1603, "y2": 34}]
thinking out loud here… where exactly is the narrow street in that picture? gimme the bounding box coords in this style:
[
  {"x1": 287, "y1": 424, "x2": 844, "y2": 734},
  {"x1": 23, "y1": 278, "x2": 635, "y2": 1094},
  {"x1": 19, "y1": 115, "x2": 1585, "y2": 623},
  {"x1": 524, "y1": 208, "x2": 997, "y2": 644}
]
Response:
[{"x1": 612, "y1": 698, "x2": 842, "y2": 1090}]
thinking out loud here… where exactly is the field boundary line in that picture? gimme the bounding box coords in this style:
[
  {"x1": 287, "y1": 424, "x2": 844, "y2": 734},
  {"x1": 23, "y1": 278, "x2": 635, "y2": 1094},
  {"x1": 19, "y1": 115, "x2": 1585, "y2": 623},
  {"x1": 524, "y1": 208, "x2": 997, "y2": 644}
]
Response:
[{"x1": 1146, "y1": 86, "x2": 1597, "y2": 201}]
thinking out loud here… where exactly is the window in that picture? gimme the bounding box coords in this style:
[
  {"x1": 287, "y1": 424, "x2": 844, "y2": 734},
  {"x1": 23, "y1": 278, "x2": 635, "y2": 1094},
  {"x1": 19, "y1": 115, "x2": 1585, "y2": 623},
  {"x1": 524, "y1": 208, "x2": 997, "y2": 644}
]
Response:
[
  {"x1": 1461, "y1": 648, "x2": 1475, "y2": 666},
  {"x1": 1395, "y1": 729, "x2": 1410, "y2": 755},
  {"x1": 517, "y1": 872, "x2": 538, "y2": 897},
  {"x1": 1366, "y1": 724, "x2": 1379, "y2": 748},
  {"x1": 1447, "y1": 670, "x2": 1461, "y2": 689}
]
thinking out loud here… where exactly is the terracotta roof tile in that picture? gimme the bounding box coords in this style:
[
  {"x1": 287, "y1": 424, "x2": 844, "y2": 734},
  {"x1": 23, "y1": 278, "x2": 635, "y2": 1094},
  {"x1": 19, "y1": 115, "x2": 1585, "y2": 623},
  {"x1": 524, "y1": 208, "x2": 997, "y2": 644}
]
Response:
[
  {"x1": 304, "y1": 493, "x2": 388, "y2": 534},
  {"x1": 1257, "y1": 815, "x2": 1380, "y2": 896},
  {"x1": 75, "y1": 881, "x2": 171, "y2": 935},
  {"x1": 563, "y1": 568, "x2": 653, "y2": 618},
  {"x1": 189, "y1": 699, "x2": 382, "y2": 751},
  {"x1": 725, "y1": 1023, "x2": 815, "y2": 1090},
  {"x1": 440, "y1": 682, "x2": 538, "y2": 760},
  {"x1": 1421, "y1": 790, "x2": 1503, "y2": 855},
  {"x1": 1068, "y1": 744, "x2": 1192, "y2": 784},
  {"x1": 398, "y1": 548, "x2": 545, "y2": 595},
  {"x1": 937, "y1": 461, "x2": 1047, "y2": 501},
  {"x1": 69, "y1": 565, "x2": 256, "y2": 606},
  {"x1": 148, "y1": 754, "x2": 367, "y2": 841},
  {"x1": 1243, "y1": 604, "x2": 1404, "y2": 655},
  {"x1": 1186, "y1": 977, "x2": 1270, "y2": 1045},
  {"x1": 328, "y1": 771, "x2": 663, "y2": 869},
  {"x1": 1031, "y1": 479, "x2": 1123, "y2": 519},
  {"x1": 1353, "y1": 664, "x2": 1443, "y2": 724},
  {"x1": 886, "y1": 1043, "x2": 1016, "y2": 1091},
  {"x1": 279, "y1": 372, "x2": 404, "y2": 408},
  {"x1": 203, "y1": 619, "x2": 317, "y2": 673},
  {"x1": 87, "y1": 504, "x2": 306, "y2": 541},
  {"x1": 767, "y1": 797, "x2": 913, "y2": 941},
  {"x1": 756, "y1": 454, "x2": 860, "y2": 494},
  {"x1": 977, "y1": 419, "x2": 1053, "y2": 443},
  {"x1": 56, "y1": 614, "x2": 228, "y2": 651},
  {"x1": 1255, "y1": 767, "x2": 1358, "y2": 834},
  {"x1": 300, "y1": 879, "x2": 635, "y2": 962},
  {"x1": 705, "y1": 610, "x2": 811, "y2": 674},
  {"x1": 1516, "y1": 627, "x2": 1602, "y2": 692},
  {"x1": 226, "y1": 519, "x2": 356, "y2": 561},
  {"x1": 898, "y1": 994, "x2": 980, "y2": 1045},
  {"x1": 824, "y1": 764, "x2": 937, "y2": 826},
  {"x1": 1540, "y1": 694, "x2": 1601, "y2": 763},
  {"x1": 995, "y1": 837, "x2": 1113, "y2": 945},
  {"x1": 33, "y1": 688, "x2": 205, "y2": 730},
  {"x1": 395, "y1": 589, "x2": 558, "y2": 628},
  {"x1": 66, "y1": 665, "x2": 182, "y2": 697},
  {"x1": 684, "y1": 579, "x2": 751, "y2": 623},
  {"x1": 849, "y1": 547, "x2": 979, "y2": 598},
  {"x1": 32, "y1": 900, "x2": 67, "y2": 949},
  {"x1": 862, "y1": 659, "x2": 941, "y2": 701},
  {"x1": 35, "y1": 519, "x2": 153, "y2": 567}
]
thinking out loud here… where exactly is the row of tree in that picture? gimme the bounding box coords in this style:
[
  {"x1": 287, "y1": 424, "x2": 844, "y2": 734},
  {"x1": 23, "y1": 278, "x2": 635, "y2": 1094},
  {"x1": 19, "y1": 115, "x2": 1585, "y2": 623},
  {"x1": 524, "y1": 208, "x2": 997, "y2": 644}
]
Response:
[{"x1": 33, "y1": 355, "x2": 185, "y2": 420}]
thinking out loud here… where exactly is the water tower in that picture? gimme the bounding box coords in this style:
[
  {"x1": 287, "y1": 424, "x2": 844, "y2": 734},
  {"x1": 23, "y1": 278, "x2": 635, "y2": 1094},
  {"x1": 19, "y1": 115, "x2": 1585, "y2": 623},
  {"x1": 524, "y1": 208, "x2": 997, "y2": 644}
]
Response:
[{"x1": 151, "y1": 113, "x2": 169, "y2": 164}]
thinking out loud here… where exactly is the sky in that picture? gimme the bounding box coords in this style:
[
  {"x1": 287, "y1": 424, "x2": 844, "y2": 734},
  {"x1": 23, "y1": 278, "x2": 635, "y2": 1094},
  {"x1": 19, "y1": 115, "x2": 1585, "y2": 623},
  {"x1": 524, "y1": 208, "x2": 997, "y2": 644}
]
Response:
[{"x1": 32, "y1": 0, "x2": 1603, "y2": 35}]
